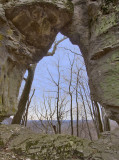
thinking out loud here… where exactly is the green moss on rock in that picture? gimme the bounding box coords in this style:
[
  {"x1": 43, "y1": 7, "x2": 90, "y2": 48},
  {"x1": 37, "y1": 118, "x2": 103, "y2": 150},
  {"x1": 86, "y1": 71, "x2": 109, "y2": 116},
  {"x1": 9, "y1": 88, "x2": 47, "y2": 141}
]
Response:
[
  {"x1": 0, "y1": 96, "x2": 2, "y2": 105},
  {"x1": 7, "y1": 29, "x2": 13, "y2": 36},
  {"x1": 11, "y1": 107, "x2": 16, "y2": 113},
  {"x1": 0, "y1": 34, "x2": 3, "y2": 41},
  {"x1": 100, "y1": 50, "x2": 119, "y2": 105},
  {"x1": 105, "y1": 0, "x2": 116, "y2": 5},
  {"x1": 95, "y1": 13, "x2": 117, "y2": 36},
  {"x1": 0, "y1": 125, "x2": 119, "y2": 160},
  {"x1": 0, "y1": 139, "x2": 4, "y2": 147},
  {"x1": 0, "y1": 34, "x2": 3, "y2": 46},
  {"x1": 63, "y1": 0, "x2": 74, "y2": 12}
]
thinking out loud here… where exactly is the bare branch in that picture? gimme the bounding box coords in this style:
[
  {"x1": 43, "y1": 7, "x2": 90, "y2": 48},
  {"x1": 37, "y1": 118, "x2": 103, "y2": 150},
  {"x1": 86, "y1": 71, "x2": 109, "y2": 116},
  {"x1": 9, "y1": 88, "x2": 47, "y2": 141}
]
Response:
[
  {"x1": 47, "y1": 68, "x2": 58, "y2": 86},
  {"x1": 47, "y1": 37, "x2": 67, "y2": 56},
  {"x1": 59, "y1": 47, "x2": 82, "y2": 56}
]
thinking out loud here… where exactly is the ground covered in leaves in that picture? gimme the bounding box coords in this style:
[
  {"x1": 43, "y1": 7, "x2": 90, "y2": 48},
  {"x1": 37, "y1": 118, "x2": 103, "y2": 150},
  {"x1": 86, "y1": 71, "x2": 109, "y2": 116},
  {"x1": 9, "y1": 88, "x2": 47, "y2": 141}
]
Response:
[{"x1": 0, "y1": 124, "x2": 119, "y2": 160}]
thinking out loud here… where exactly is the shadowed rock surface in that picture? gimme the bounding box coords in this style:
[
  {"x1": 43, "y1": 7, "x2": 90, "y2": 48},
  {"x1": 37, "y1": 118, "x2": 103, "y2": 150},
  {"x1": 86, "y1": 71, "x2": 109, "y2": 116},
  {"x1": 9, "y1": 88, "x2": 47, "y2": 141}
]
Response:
[{"x1": 0, "y1": 124, "x2": 119, "y2": 160}]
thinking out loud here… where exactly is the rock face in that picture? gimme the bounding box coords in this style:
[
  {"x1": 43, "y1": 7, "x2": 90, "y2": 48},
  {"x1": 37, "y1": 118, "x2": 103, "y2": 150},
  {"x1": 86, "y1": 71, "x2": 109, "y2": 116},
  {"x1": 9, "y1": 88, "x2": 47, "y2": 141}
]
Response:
[
  {"x1": 61, "y1": 0, "x2": 119, "y2": 123},
  {"x1": 0, "y1": 124, "x2": 119, "y2": 160},
  {"x1": 87, "y1": 0, "x2": 119, "y2": 123},
  {"x1": 0, "y1": 0, "x2": 73, "y2": 120},
  {"x1": 0, "y1": 0, "x2": 119, "y2": 123}
]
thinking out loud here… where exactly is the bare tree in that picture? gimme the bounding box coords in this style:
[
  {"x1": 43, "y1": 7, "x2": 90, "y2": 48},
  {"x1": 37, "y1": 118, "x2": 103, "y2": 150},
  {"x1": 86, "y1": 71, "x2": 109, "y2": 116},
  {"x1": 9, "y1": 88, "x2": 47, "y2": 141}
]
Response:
[
  {"x1": 26, "y1": 36, "x2": 111, "y2": 139},
  {"x1": 21, "y1": 89, "x2": 35, "y2": 126},
  {"x1": 12, "y1": 64, "x2": 36, "y2": 124},
  {"x1": 75, "y1": 69, "x2": 80, "y2": 137},
  {"x1": 47, "y1": 59, "x2": 62, "y2": 134},
  {"x1": 64, "y1": 55, "x2": 75, "y2": 136},
  {"x1": 12, "y1": 36, "x2": 67, "y2": 125},
  {"x1": 33, "y1": 96, "x2": 57, "y2": 134},
  {"x1": 78, "y1": 82, "x2": 92, "y2": 141}
]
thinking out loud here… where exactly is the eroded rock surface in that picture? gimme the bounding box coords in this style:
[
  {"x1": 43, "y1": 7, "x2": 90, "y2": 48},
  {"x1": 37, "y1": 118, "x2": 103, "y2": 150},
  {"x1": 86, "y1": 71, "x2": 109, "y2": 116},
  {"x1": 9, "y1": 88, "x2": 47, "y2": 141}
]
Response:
[
  {"x1": 0, "y1": 0, "x2": 119, "y2": 123},
  {"x1": 0, "y1": 124, "x2": 119, "y2": 160},
  {"x1": 0, "y1": 0, "x2": 73, "y2": 120},
  {"x1": 61, "y1": 0, "x2": 119, "y2": 123},
  {"x1": 87, "y1": 0, "x2": 119, "y2": 123}
]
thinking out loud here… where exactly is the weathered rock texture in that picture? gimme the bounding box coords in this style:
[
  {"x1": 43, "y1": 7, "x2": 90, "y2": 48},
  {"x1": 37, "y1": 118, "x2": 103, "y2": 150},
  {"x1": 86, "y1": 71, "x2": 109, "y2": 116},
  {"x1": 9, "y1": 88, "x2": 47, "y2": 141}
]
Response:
[
  {"x1": 61, "y1": 0, "x2": 119, "y2": 123},
  {"x1": 0, "y1": 124, "x2": 119, "y2": 160},
  {"x1": 0, "y1": 0, "x2": 73, "y2": 120},
  {"x1": 0, "y1": 0, "x2": 119, "y2": 123}
]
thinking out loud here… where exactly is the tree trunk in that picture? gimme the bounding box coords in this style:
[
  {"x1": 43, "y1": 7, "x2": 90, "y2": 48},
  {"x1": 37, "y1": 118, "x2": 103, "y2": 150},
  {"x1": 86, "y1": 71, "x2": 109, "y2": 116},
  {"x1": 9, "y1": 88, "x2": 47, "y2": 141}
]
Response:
[
  {"x1": 12, "y1": 64, "x2": 36, "y2": 124},
  {"x1": 23, "y1": 89, "x2": 35, "y2": 127},
  {"x1": 76, "y1": 93, "x2": 79, "y2": 137},
  {"x1": 76, "y1": 77, "x2": 79, "y2": 137},
  {"x1": 79, "y1": 86, "x2": 92, "y2": 141},
  {"x1": 70, "y1": 93, "x2": 73, "y2": 135}
]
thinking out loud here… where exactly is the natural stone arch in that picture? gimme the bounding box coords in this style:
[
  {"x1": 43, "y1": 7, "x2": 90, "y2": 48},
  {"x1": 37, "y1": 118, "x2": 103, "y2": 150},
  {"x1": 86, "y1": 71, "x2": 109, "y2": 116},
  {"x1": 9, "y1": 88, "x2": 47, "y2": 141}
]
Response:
[
  {"x1": 0, "y1": 0, "x2": 74, "y2": 121},
  {"x1": 0, "y1": 0, "x2": 119, "y2": 123}
]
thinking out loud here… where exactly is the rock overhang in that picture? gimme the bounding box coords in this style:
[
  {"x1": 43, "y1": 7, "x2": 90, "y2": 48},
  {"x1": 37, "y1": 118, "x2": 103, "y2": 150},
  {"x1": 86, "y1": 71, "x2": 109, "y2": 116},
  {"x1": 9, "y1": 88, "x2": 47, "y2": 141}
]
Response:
[
  {"x1": 0, "y1": 0, "x2": 74, "y2": 120},
  {"x1": 3, "y1": 0, "x2": 74, "y2": 64}
]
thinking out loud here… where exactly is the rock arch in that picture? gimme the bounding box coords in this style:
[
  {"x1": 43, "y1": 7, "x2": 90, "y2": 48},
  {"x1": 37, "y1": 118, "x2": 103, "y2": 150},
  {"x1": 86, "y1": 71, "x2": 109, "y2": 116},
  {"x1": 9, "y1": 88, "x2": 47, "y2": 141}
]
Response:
[{"x1": 0, "y1": 0, "x2": 119, "y2": 123}]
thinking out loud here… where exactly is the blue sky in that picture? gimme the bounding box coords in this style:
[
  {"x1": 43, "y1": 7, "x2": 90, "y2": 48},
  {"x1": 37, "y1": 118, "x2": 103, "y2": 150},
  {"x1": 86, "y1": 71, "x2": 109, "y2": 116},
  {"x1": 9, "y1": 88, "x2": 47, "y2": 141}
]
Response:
[
  {"x1": 32, "y1": 33, "x2": 82, "y2": 97},
  {"x1": 20, "y1": 33, "x2": 82, "y2": 99},
  {"x1": 19, "y1": 33, "x2": 90, "y2": 120}
]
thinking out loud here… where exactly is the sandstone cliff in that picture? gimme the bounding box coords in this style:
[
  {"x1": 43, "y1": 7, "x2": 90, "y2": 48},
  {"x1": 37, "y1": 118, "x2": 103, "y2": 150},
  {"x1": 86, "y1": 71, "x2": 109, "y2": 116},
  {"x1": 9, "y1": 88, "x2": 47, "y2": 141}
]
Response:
[{"x1": 0, "y1": 0, "x2": 119, "y2": 123}]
